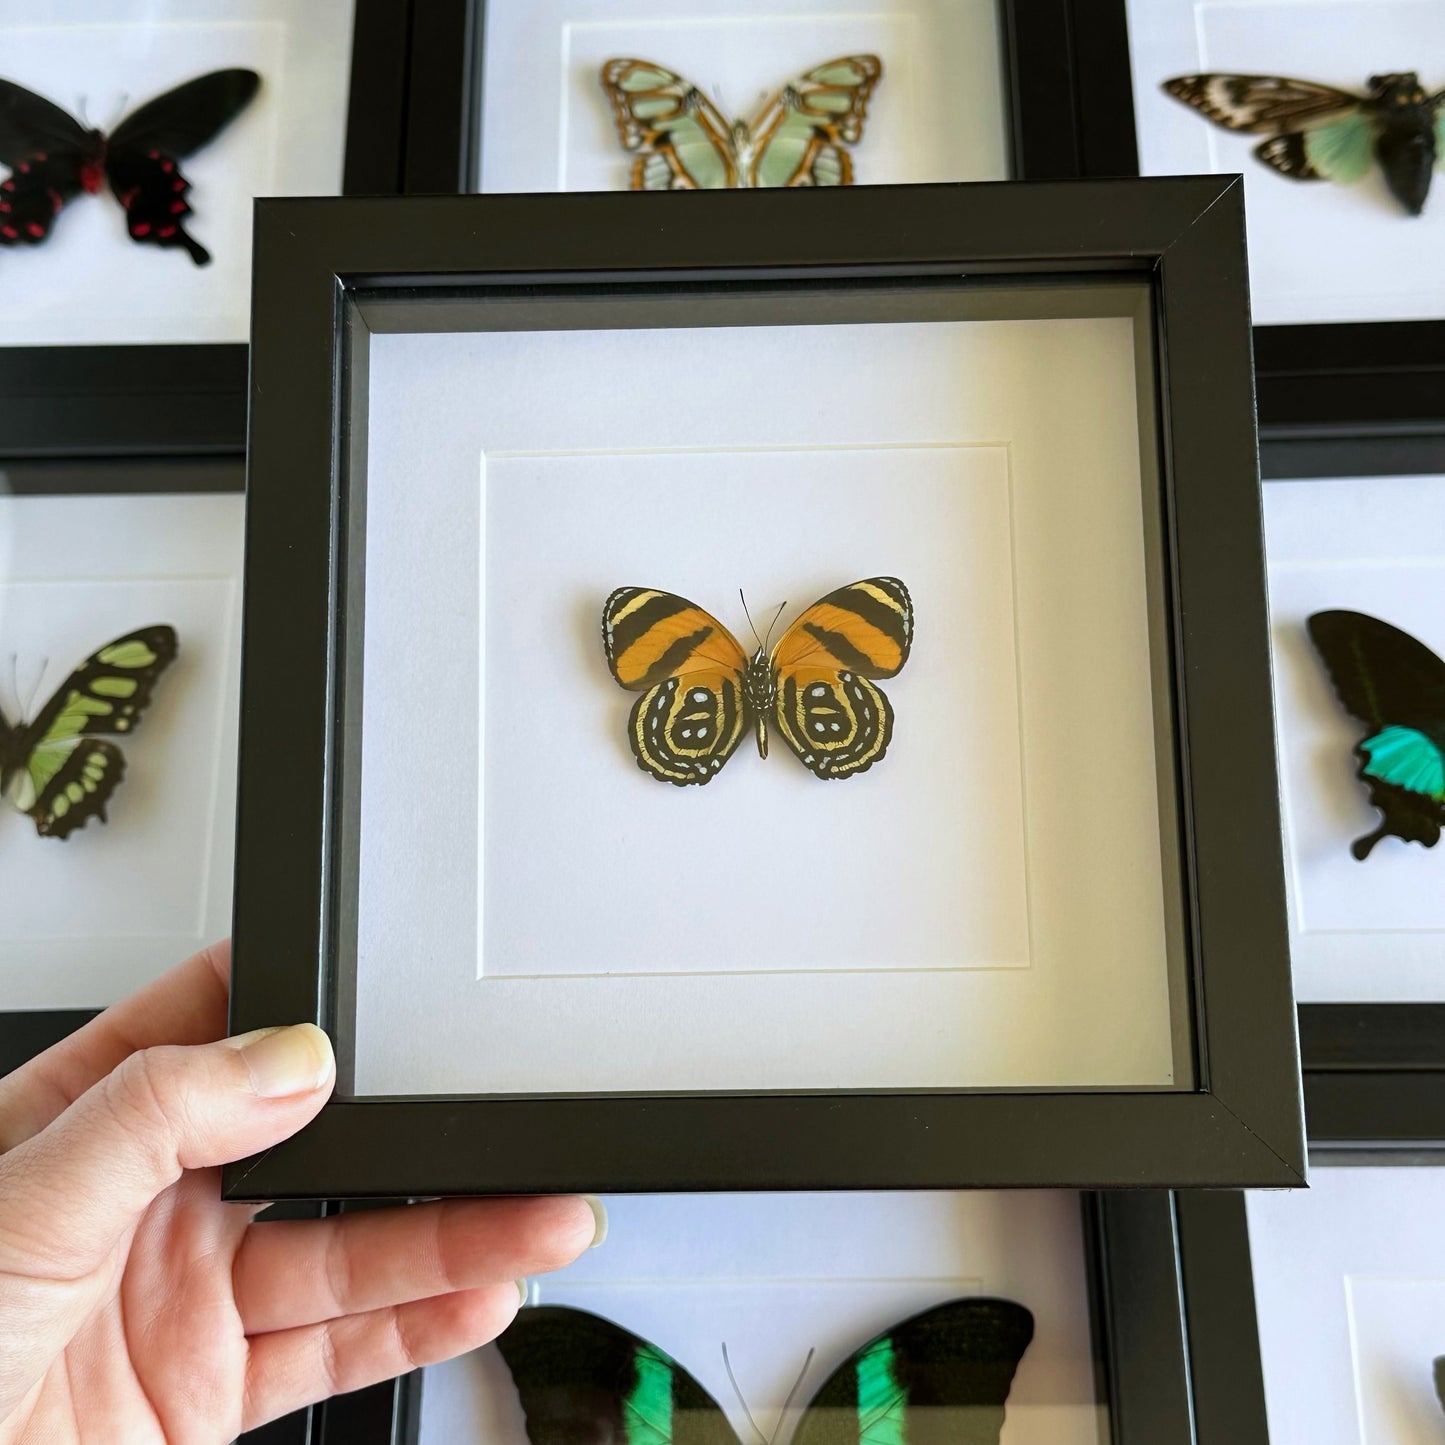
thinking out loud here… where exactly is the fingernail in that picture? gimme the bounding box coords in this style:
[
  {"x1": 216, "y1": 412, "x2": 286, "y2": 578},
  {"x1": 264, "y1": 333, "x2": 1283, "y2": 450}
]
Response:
[
  {"x1": 232, "y1": 1024, "x2": 334, "y2": 1098},
  {"x1": 582, "y1": 1194, "x2": 608, "y2": 1248},
  {"x1": 516, "y1": 1278, "x2": 529, "y2": 1306}
]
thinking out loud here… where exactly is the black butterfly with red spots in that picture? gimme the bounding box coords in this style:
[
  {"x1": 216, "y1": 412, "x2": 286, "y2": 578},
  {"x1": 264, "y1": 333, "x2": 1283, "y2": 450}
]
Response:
[{"x1": 0, "y1": 69, "x2": 259, "y2": 266}]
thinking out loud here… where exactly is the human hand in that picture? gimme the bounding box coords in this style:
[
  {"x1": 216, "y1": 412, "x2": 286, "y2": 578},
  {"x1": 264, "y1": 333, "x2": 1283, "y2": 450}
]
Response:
[{"x1": 0, "y1": 941, "x2": 602, "y2": 1442}]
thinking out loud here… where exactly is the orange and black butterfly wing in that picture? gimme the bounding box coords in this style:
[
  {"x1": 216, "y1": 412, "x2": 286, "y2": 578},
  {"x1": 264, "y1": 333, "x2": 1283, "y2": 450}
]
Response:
[
  {"x1": 602, "y1": 587, "x2": 751, "y2": 786},
  {"x1": 770, "y1": 576, "x2": 912, "y2": 779}
]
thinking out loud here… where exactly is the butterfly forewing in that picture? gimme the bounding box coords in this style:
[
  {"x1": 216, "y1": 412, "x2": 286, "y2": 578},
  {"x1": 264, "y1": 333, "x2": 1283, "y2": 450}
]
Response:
[
  {"x1": 750, "y1": 55, "x2": 882, "y2": 187},
  {"x1": 600, "y1": 59, "x2": 736, "y2": 189},
  {"x1": 3, "y1": 625, "x2": 178, "y2": 839},
  {"x1": 791, "y1": 1298, "x2": 1033, "y2": 1445},
  {"x1": 1307, "y1": 609, "x2": 1445, "y2": 858},
  {"x1": 495, "y1": 1306, "x2": 736, "y2": 1445},
  {"x1": 1163, "y1": 73, "x2": 1360, "y2": 132},
  {"x1": 603, "y1": 587, "x2": 751, "y2": 785}
]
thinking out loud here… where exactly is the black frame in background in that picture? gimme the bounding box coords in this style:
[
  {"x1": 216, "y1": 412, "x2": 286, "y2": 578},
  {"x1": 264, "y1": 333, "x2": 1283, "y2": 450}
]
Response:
[
  {"x1": 1078, "y1": 7, "x2": 1445, "y2": 437},
  {"x1": 385, "y1": 1190, "x2": 1262, "y2": 1444},
  {"x1": 1258, "y1": 433, "x2": 1445, "y2": 1152},
  {"x1": 400, "y1": 0, "x2": 1140, "y2": 194},
  {"x1": 0, "y1": 0, "x2": 413, "y2": 461},
  {"x1": 226, "y1": 176, "x2": 1304, "y2": 1198}
]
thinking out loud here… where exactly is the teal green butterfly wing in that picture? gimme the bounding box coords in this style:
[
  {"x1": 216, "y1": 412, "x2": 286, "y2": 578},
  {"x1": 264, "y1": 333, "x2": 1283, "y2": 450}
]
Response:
[
  {"x1": 0, "y1": 625, "x2": 177, "y2": 838},
  {"x1": 494, "y1": 1298, "x2": 1032, "y2": 1444},
  {"x1": 1307, "y1": 609, "x2": 1445, "y2": 859}
]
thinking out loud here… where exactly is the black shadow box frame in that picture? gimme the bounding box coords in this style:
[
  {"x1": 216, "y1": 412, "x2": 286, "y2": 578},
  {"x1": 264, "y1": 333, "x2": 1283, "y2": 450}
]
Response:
[
  {"x1": 1066, "y1": 17, "x2": 1445, "y2": 438},
  {"x1": 400, "y1": 0, "x2": 1140, "y2": 194},
  {"x1": 224, "y1": 175, "x2": 1304, "y2": 1198},
  {"x1": 0, "y1": 0, "x2": 412, "y2": 461},
  {"x1": 1259, "y1": 432, "x2": 1445, "y2": 1154}
]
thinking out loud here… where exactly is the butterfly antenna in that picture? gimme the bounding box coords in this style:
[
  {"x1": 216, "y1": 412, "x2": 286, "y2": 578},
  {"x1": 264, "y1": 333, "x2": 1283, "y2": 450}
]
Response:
[
  {"x1": 776, "y1": 1347, "x2": 816, "y2": 1427},
  {"x1": 739, "y1": 589, "x2": 765, "y2": 653},
  {"x1": 762, "y1": 600, "x2": 787, "y2": 654},
  {"x1": 720, "y1": 1342, "x2": 770, "y2": 1445}
]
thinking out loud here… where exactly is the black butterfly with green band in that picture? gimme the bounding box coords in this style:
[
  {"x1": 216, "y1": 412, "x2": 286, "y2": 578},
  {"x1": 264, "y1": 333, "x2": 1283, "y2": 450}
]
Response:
[
  {"x1": 495, "y1": 1297, "x2": 1033, "y2": 1445},
  {"x1": 1307, "y1": 610, "x2": 1445, "y2": 859},
  {"x1": 1163, "y1": 71, "x2": 1445, "y2": 215},
  {"x1": 0, "y1": 625, "x2": 177, "y2": 839}
]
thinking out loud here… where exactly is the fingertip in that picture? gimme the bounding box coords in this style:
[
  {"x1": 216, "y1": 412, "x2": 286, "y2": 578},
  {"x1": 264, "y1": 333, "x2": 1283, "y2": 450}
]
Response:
[{"x1": 230, "y1": 1023, "x2": 334, "y2": 1099}]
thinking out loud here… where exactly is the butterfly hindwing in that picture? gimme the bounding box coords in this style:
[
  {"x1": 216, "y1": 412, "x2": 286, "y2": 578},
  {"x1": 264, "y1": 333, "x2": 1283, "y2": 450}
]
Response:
[
  {"x1": 793, "y1": 1297, "x2": 1033, "y2": 1445},
  {"x1": 106, "y1": 68, "x2": 260, "y2": 264},
  {"x1": 1, "y1": 625, "x2": 178, "y2": 839},
  {"x1": 1306, "y1": 609, "x2": 1445, "y2": 859},
  {"x1": 750, "y1": 55, "x2": 882, "y2": 187},
  {"x1": 770, "y1": 577, "x2": 912, "y2": 780},
  {"x1": 603, "y1": 588, "x2": 751, "y2": 785},
  {"x1": 494, "y1": 1305, "x2": 736, "y2": 1445},
  {"x1": 600, "y1": 59, "x2": 736, "y2": 190}
]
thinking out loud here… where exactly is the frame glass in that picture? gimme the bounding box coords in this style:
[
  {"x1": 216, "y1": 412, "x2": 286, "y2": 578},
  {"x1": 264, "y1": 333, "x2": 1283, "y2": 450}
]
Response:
[{"x1": 225, "y1": 176, "x2": 1302, "y2": 1196}]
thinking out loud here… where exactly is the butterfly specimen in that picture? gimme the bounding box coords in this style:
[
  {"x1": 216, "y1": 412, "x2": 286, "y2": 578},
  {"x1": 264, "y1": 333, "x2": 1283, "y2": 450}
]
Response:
[
  {"x1": 1162, "y1": 71, "x2": 1445, "y2": 215},
  {"x1": 603, "y1": 577, "x2": 912, "y2": 785},
  {"x1": 496, "y1": 1298, "x2": 1033, "y2": 1445},
  {"x1": 0, "y1": 626, "x2": 177, "y2": 839},
  {"x1": 0, "y1": 68, "x2": 260, "y2": 264},
  {"x1": 1306, "y1": 610, "x2": 1445, "y2": 859},
  {"x1": 600, "y1": 55, "x2": 881, "y2": 189}
]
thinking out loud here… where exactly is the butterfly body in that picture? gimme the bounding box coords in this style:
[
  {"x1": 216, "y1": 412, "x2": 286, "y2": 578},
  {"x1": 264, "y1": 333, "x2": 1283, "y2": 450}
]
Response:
[
  {"x1": 1163, "y1": 69, "x2": 1445, "y2": 214},
  {"x1": 603, "y1": 578, "x2": 912, "y2": 785},
  {"x1": 0, "y1": 626, "x2": 177, "y2": 839},
  {"x1": 495, "y1": 1298, "x2": 1033, "y2": 1445},
  {"x1": 600, "y1": 56, "x2": 881, "y2": 190},
  {"x1": 0, "y1": 68, "x2": 259, "y2": 263},
  {"x1": 1306, "y1": 609, "x2": 1445, "y2": 859}
]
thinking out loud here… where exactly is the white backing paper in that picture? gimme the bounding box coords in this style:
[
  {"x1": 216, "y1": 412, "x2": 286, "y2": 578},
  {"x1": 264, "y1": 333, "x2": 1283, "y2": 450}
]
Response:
[
  {"x1": 1126, "y1": 0, "x2": 1445, "y2": 325},
  {"x1": 0, "y1": 0, "x2": 355, "y2": 345},
  {"x1": 1264, "y1": 475, "x2": 1445, "y2": 1002},
  {"x1": 1248, "y1": 1166, "x2": 1445, "y2": 1444},
  {"x1": 354, "y1": 311, "x2": 1177, "y2": 1096},
  {"x1": 0, "y1": 492, "x2": 242, "y2": 1006},
  {"x1": 478, "y1": 0, "x2": 1007, "y2": 192},
  {"x1": 418, "y1": 1191, "x2": 1103, "y2": 1445}
]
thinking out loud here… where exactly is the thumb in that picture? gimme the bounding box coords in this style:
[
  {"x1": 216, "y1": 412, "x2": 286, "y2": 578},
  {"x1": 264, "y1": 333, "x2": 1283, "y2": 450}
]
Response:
[{"x1": 0, "y1": 1024, "x2": 333, "y2": 1280}]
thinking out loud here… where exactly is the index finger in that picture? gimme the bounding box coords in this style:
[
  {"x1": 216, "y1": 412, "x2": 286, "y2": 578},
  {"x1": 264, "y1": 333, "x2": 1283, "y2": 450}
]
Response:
[{"x1": 0, "y1": 938, "x2": 231, "y2": 1149}]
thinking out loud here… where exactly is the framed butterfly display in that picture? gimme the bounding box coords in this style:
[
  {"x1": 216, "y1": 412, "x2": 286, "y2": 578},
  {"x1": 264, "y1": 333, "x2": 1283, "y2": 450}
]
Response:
[
  {"x1": 602, "y1": 578, "x2": 911, "y2": 784},
  {"x1": 1162, "y1": 72, "x2": 1445, "y2": 216},
  {"x1": 0, "y1": 69, "x2": 260, "y2": 264},
  {"x1": 0, "y1": 626, "x2": 177, "y2": 839},
  {"x1": 225, "y1": 178, "x2": 1306, "y2": 1199},
  {"x1": 599, "y1": 56, "x2": 881, "y2": 189},
  {"x1": 495, "y1": 1299, "x2": 1033, "y2": 1445}
]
